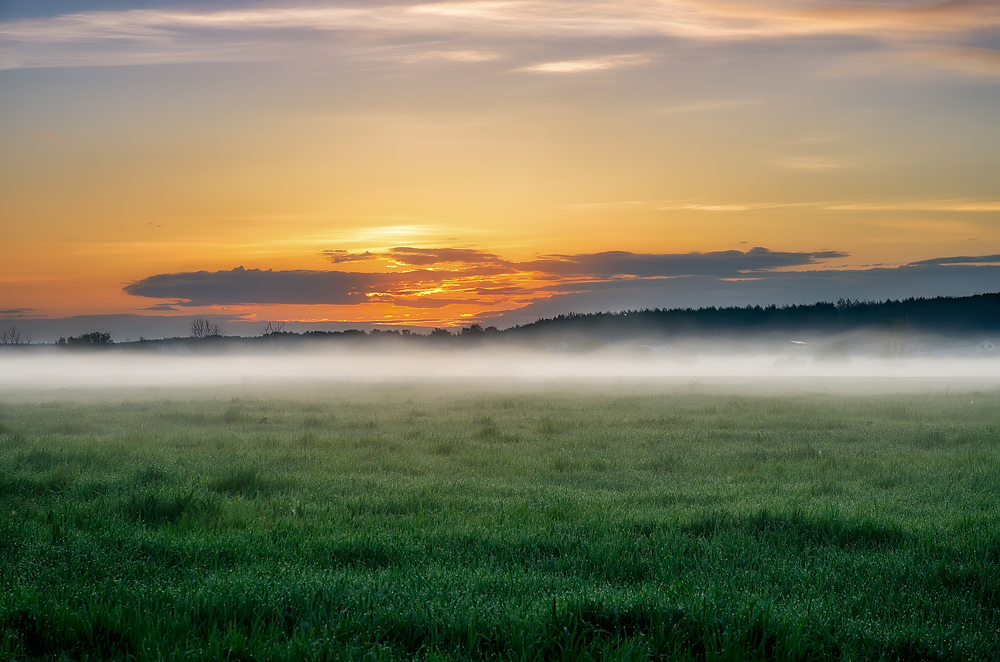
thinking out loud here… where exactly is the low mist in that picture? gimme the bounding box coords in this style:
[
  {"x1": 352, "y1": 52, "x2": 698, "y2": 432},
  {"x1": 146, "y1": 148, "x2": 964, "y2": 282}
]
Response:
[{"x1": 2, "y1": 345, "x2": 999, "y2": 397}]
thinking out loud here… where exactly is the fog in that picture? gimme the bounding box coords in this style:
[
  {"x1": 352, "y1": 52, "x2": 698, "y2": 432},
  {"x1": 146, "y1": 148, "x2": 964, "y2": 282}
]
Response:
[{"x1": 2, "y1": 346, "x2": 999, "y2": 398}]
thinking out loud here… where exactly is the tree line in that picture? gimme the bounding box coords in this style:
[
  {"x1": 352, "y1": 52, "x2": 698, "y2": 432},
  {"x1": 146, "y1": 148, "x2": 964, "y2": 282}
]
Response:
[{"x1": 3, "y1": 293, "x2": 998, "y2": 349}]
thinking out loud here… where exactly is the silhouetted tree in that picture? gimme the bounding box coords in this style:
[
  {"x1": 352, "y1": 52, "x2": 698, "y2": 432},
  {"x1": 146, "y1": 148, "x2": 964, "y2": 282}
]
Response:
[
  {"x1": 0, "y1": 325, "x2": 28, "y2": 345},
  {"x1": 62, "y1": 332, "x2": 113, "y2": 347},
  {"x1": 429, "y1": 328, "x2": 453, "y2": 341},
  {"x1": 190, "y1": 317, "x2": 224, "y2": 338},
  {"x1": 261, "y1": 321, "x2": 285, "y2": 351}
]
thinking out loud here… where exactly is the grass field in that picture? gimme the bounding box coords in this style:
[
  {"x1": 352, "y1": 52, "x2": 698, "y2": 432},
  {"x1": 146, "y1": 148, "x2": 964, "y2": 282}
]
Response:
[{"x1": 2, "y1": 383, "x2": 999, "y2": 660}]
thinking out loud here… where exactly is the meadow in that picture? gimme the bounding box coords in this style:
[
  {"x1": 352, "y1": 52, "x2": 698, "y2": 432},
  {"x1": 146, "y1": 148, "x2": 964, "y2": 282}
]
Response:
[{"x1": 1, "y1": 381, "x2": 999, "y2": 660}]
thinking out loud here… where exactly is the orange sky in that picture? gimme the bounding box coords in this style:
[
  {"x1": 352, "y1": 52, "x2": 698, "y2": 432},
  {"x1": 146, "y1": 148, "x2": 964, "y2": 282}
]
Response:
[{"x1": 2, "y1": 1, "x2": 1000, "y2": 336}]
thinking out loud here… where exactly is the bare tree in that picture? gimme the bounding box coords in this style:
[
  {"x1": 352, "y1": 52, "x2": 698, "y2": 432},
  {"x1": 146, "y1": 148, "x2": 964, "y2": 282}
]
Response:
[
  {"x1": 0, "y1": 325, "x2": 28, "y2": 345},
  {"x1": 263, "y1": 321, "x2": 285, "y2": 351},
  {"x1": 190, "y1": 317, "x2": 224, "y2": 338},
  {"x1": 263, "y1": 321, "x2": 285, "y2": 335}
]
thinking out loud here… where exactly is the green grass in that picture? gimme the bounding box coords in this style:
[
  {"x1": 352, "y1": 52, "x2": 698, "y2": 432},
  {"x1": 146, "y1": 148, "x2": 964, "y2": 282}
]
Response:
[{"x1": 1, "y1": 385, "x2": 1000, "y2": 660}]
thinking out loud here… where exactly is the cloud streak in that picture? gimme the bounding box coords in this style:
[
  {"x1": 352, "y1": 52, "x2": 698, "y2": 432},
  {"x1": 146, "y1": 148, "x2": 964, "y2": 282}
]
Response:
[
  {"x1": 657, "y1": 199, "x2": 1000, "y2": 212},
  {"x1": 324, "y1": 247, "x2": 509, "y2": 267},
  {"x1": 521, "y1": 247, "x2": 846, "y2": 277},
  {"x1": 516, "y1": 53, "x2": 651, "y2": 73},
  {"x1": 3, "y1": 1, "x2": 999, "y2": 70},
  {"x1": 769, "y1": 156, "x2": 853, "y2": 171},
  {"x1": 909, "y1": 254, "x2": 1000, "y2": 266}
]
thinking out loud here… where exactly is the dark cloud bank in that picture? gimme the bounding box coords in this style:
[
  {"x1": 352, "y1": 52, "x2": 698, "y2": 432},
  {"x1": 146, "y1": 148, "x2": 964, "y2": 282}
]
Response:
[
  {"x1": 6, "y1": 247, "x2": 1000, "y2": 342},
  {"x1": 124, "y1": 266, "x2": 376, "y2": 306},
  {"x1": 124, "y1": 247, "x2": 851, "y2": 306},
  {"x1": 120, "y1": 248, "x2": 1000, "y2": 322}
]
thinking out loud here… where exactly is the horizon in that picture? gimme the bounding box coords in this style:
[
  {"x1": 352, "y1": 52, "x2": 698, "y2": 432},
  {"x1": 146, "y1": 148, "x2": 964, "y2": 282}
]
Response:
[
  {"x1": 3, "y1": 1, "x2": 1000, "y2": 334},
  {"x1": 3, "y1": 291, "x2": 999, "y2": 345}
]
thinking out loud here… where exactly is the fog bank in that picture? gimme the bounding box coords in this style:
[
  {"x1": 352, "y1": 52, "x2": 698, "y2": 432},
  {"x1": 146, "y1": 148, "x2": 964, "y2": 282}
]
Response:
[{"x1": 2, "y1": 348, "x2": 999, "y2": 397}]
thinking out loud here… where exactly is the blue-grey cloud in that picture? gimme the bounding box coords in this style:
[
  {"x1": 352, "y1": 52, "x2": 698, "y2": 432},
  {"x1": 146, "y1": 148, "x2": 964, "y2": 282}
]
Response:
[
  {"x1": 124, "y1": 266, "x2": 380, "y2": 306},
  {"x1": 521, "y1": 247, "x2": 846, "y2": 278},
  {"x1": 495, "y1": 263, "x2": 1000, "y2": 326},
  {"x1": 128, "y1": 248, "x2": 849, "y2": 306},
  {"x1": 323, "y1": 250, "x2": 377, "y2": 264},
  {"x1": 908, "y1": 254, "x2": 1000, "y2": 266},
  {"x1": 124, "y1": 250, "x2": 1000, "y2": 323}
]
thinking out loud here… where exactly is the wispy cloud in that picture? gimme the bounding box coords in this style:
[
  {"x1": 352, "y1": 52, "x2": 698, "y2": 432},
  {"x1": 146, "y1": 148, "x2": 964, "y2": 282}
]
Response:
[
  {"x1": 832, "y1": 43, "x2": 1000, "y2": 78},
  {"x1": 3, "y1": 1, "x2": 998, "y2": 70},
  {"x1": 401, "y1": 49, "x2": 500, "y2": 64},
  {"x1": 657, "y1": 98, "x2": 759, "y2": 113},
  {"x1": 521, "y1": 247, "x2": 846, "y2": 278},
  {"x1": 900, "y1": 46, "x2": 1000, "y2": 76},
  {"x1": 824, "y1": 200, "x2": 1000, "y2": 212},
  {"x1": 659, "y1": 202, "x2": 812, "y2": 211},
  {"x1": 910, "y1": 254, "x2": 1000, "y2": 266},
  {"x1": 516, "y1": 53, "x2": 651, "y2": 73},
  {"x1": 769, "y1": 156, "x2": 853, "y2": 171},
  {"x1": 323, "y1": 247, "x2": 509, "y2": 266},
  {"x1": 704, "y1": 0, "x2": 1000, "y2": 39},
  {"x1": 658, "y1": 198, "x2": 1000, "y2": 212}
]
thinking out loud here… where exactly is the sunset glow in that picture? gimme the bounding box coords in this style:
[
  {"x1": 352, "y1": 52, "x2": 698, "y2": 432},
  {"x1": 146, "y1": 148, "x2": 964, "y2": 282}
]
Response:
[{"x1": 2, "y1": 1, "x2": 1000, "y2": 339}]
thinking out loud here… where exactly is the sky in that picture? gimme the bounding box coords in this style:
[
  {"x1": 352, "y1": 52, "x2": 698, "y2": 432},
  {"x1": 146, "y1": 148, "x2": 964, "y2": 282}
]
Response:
[{"x1": 2, "y1": 0, "x2": 1000, "y2": 340}]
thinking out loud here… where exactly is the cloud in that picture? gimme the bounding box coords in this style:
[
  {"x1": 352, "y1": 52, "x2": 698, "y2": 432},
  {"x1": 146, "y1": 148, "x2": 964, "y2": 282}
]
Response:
[
  {"x1": 659, "y1": 202, "x2": 806, "y2": 211},
  {"x1": 657, "y1": 98, "x2": 759, "y2": 113},
  {"x1": 123, "y1": 248, "x2": 1000, "y2": 327},
  {"x1": 124, "y1": 266, "x2": 380, "y2": 306},
  {"x1": 371, "y1": 296, "x2": 478, "y2": 309},
  {"x1": 657, "y1": 198, "x2": 1000, "y2": 212},
  {"x1": 516, "y1": 53, "x2": 651, "y2": 73},
  {"x1": 823, "y1": 200, "x2": 1000, "y2": 212},
  {"x1": 833, "y1": 44, "x2": 1000, "y2": 78},
  {"x1": 385, "y1": 247, "x2": 508, "y2": 266},
  {"x1": 3, "y1": 1, "x2": 998, "y2": 70},
  {"x1": 401, "y1": 49, "x2": 500, "y2": 64},
  {"x1": 497, "y1": 263, "x2": 1000, "y2": 325},
  {"x1": 322, "y1": 247, "x2": 508, "y2": 266},
  {"x1": 908, "y1": 254, "x2": 1000, "y2": 266},
  {"x1": 890, "y1": 46, "x2": 1000, "y2": 76},
  {"x1": 521, "y1": 247, "x2": 847, "y2": 278},
  {"x1": 124, "y1": 247, "x2": 848, "y2": 308},
  {"x1": 769, "y1": 156, "x2": 853, "y2": 171},
  {"x1": 322, "y1": 250, "x2": 378, "y2": 264}
]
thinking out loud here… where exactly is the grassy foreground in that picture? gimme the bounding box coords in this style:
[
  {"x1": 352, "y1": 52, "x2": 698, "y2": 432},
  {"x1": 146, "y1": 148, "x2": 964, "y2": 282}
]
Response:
[{"x1": 1, "y1": 384, "x2": 999, "y2": 660}]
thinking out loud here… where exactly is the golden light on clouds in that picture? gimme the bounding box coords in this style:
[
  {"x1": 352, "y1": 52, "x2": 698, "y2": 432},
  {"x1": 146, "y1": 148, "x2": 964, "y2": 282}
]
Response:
[{"x1": 516, "y1": 53, "x2": 652, "y2": 73}]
